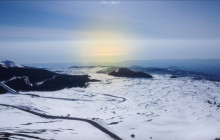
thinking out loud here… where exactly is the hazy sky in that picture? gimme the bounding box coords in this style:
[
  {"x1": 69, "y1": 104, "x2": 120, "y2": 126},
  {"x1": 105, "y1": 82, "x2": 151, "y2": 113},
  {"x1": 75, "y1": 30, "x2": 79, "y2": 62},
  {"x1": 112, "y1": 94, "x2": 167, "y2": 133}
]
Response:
[{"x1": 0, "y1": 1, "x2": 220, "y2": 64}]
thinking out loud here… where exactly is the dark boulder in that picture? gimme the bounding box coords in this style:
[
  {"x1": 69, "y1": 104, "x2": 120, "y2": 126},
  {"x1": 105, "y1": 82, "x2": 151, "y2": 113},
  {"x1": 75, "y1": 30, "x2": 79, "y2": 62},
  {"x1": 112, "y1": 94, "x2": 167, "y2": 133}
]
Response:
[
  {"x1": 131, "y1": 134, "x2": 135, "y2": 138},
  {"x1": 170, "y1": 75, "x2": 177, "y2": 78},
  {"x1": 109, "y1": 68, "x2": 153, "y2": 78},
  {"x1": 207, "y1": 100, "x2": 212, "y2": 104}
]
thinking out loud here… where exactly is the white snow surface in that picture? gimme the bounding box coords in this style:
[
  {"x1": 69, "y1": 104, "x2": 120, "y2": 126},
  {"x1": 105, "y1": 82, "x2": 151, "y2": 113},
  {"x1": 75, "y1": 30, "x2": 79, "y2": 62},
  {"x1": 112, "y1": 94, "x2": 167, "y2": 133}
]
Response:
[{"x1": 0, "y1": 67, "x2": 220, "y2": 140}]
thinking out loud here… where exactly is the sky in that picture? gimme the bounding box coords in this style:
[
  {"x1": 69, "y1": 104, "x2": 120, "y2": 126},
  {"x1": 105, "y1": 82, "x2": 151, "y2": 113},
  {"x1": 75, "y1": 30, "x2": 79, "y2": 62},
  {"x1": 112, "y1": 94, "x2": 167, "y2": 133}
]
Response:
[{"x1": 0, "y1": 1, "x2": 220, "y2": 64}]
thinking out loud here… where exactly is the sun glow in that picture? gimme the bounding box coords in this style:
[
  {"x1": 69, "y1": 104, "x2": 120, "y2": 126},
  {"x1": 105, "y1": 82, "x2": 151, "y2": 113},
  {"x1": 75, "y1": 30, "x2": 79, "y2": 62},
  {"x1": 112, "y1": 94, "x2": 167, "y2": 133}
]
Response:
[{"x1": 79, "y1": 31, "x2": 132, "y2": 62}]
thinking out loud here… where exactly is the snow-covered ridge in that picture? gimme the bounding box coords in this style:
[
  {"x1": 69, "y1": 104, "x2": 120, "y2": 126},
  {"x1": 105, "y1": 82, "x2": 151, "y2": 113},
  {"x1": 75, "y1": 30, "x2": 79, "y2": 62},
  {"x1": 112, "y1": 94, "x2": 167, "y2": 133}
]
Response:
[{"x1": 0, "y1": 60, "x2": 24, "y2": 68}]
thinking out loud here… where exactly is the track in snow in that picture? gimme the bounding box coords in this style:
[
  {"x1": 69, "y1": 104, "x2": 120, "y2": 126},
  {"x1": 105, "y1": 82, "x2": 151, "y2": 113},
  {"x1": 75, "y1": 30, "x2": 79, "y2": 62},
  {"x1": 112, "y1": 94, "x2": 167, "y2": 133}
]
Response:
[{"x1": 0, "y1": 104, "x2": 123, "y2": 140}]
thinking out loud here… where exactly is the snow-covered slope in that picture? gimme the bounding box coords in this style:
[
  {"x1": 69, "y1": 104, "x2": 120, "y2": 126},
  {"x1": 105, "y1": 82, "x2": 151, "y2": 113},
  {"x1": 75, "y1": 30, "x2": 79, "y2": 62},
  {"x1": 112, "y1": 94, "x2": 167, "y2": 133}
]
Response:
[
  {"x1": 0, "y1": 67, "x2": 220, "y2": 140},
  {"x1": 0, "y1": 60, "x2": 24, "y2": 68}
]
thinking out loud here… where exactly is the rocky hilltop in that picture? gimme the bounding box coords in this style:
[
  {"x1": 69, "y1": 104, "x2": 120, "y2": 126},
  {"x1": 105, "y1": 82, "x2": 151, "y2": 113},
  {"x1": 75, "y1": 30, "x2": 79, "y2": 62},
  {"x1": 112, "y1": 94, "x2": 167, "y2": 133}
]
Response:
[{"x1": 109, "y1": 68, "x2": 153, "y2": 78}]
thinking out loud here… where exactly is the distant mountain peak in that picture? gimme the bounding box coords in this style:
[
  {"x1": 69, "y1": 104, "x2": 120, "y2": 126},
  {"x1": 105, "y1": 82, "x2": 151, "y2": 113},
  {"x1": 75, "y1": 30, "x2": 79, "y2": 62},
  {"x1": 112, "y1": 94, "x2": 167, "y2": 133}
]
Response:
[{"x1": 0, "y1": 60, "x2": 24, "y2": 68}]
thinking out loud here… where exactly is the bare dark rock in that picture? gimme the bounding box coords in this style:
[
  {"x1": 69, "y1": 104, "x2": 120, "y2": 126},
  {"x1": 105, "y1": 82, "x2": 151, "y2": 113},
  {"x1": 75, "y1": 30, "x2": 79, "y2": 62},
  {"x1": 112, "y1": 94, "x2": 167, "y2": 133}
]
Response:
[
  {"x1": 90, "y1": 79, "x2": 101, "y2": 82},
  {"x1": 131, "y1": 134, "x2": 135, "y2": 138},
  {"x1": 207, "y1": 100, "x2": 212, "y2": 104},
  {"x1": 108, "y1": 122, "x2": 119, "y2": 125},
  {"x1": 21, "y1": 123, "x2": 32, "y2": 125},
  {"x1": 170, "y1": 75, "x2": 177, "y2": 78},
  {"x1": 147, "y1": 119, "x2": 152, "y2": 122}
]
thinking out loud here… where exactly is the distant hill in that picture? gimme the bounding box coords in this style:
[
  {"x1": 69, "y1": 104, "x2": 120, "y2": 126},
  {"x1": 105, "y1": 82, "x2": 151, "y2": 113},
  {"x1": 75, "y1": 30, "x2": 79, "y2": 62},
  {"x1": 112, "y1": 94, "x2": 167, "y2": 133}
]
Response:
[
  {"x1": 116, "y1": 59, "x2": 220, "y2": 76},
  {"x1": 109, "y1": 68, "x2": 153, "y2": 78}
]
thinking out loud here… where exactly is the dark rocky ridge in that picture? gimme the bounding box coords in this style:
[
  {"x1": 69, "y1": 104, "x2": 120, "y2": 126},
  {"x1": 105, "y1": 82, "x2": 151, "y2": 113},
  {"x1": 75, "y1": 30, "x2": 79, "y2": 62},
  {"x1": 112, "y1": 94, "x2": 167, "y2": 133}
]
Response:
[
  {"x1": 5, "y1": 75, "x2": 90, "y2": 92},
  {"x1": 0, "y1": 86, "x2": 7, "y2": 94},
  {"x1": 109, "y1": 68, "x2": 153, "y2": 78},
  {"x1": 0, "y1": 62, "x2": 93, "y2": 92},
  {"x1": 0, "y1": 66, "x2": 54, "y2": 83}
]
